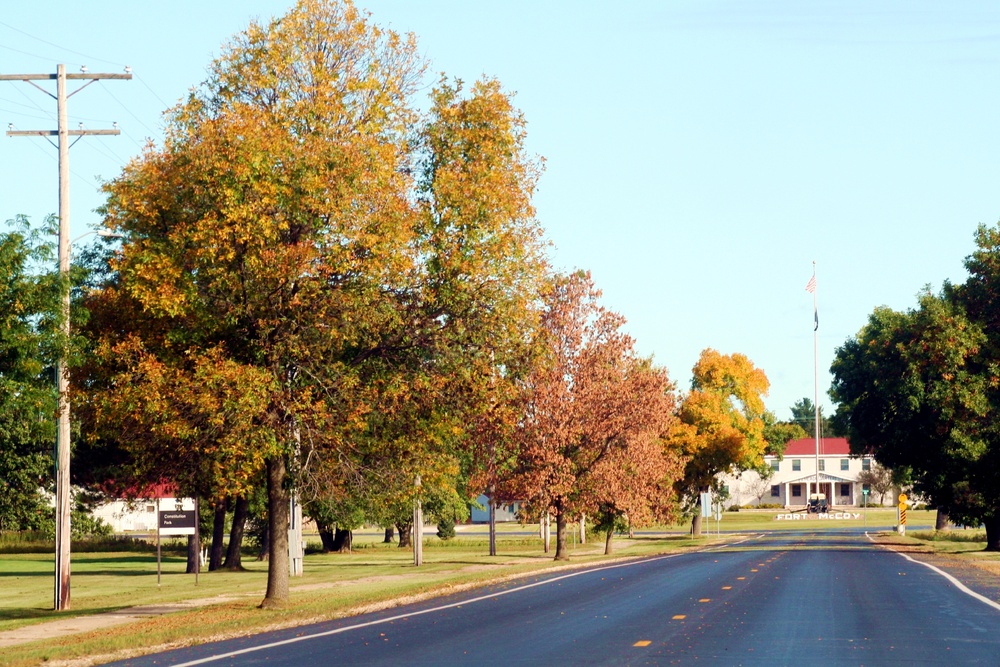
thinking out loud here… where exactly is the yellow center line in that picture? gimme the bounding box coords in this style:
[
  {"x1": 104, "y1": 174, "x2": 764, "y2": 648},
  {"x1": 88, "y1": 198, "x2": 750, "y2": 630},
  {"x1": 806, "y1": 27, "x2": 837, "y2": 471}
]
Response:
[
  {"x1": 737, "y1": 577, "x2": 746, "y2": 580},
  {"x1": 634, "y1": 640, "x2": 652, "y2": 647},
  {"x1": 672, "y1": 614, "x2": 686, "y2": 620},
  {"x1": 721, "y1": 586, "x2": 732, "y2": 590},
  {"x1": 699, "y1": 598, "x2": 711, "y2": 602}
]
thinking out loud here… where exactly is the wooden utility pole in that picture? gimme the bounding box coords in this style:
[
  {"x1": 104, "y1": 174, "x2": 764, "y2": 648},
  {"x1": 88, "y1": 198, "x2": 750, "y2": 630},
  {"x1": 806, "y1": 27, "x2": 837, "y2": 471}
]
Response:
[{"x1": 1, "y1": 64, "x2": 130, "y2": 611}]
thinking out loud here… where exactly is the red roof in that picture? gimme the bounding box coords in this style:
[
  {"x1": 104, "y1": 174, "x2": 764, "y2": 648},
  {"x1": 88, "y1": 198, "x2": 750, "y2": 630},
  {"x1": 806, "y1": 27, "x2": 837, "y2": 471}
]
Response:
[
  {"x1": 95, "y1": 480, "x2": 179, "y2": 500},
  {"x1": 782, "y1": 437, "x2": 851, "y2": 457}
]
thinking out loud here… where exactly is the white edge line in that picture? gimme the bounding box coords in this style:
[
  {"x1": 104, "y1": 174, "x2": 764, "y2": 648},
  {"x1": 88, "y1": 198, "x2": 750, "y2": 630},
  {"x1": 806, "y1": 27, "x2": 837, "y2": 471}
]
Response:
[
  {"x1": 865, "y1": 531, "x2": 1000, "y2": 613},
  {"x1": 170, "y1": 550, "x2": 696, "y2": 667}
]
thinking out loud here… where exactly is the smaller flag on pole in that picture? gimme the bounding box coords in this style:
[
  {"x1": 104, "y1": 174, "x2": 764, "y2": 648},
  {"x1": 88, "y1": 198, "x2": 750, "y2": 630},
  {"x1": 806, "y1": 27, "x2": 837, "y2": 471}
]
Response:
[{"x1": 805, "y1": 275, "x2": 816, "y2": 293}]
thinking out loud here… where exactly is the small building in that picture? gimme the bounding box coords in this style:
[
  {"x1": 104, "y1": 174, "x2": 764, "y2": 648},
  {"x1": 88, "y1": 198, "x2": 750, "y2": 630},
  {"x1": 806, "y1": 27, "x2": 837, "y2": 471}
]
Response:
[
  {"x1": 724, "y1": 437, "x2": 890, "y2": 509},
  {"x1": 89, "y1": 484, "x2": 194, "y2": 533},
  {"x1": 469, "y1": 495, "x2": 521, "y2": 523}
]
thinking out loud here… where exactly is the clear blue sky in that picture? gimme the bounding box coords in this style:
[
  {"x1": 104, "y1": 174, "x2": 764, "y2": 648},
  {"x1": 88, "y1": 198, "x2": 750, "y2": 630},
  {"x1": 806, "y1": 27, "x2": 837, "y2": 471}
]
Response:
[{"x1": 2, "y1": 1, "x2": 997, "y2": 421}]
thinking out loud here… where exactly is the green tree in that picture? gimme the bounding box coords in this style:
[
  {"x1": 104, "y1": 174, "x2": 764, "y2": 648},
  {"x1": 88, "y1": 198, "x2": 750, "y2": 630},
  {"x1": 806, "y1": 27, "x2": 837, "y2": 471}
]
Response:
[
  {"x1": 830, "y1": 290, "x2": 995, "y2": 547},
  {"x1": 0, "y1": 216, "x2": 58, "y2": 532},
  {"x1": 789, "y1": 397, "x2": 838, "y2": 439},
  {"x1": 762, "y1": 412, "x2": 806, "y2": 458}
]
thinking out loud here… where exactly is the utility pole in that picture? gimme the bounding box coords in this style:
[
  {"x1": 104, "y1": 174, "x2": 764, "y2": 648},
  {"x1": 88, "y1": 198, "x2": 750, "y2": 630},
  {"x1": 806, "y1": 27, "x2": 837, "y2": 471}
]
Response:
[{"x1": 1, "y1": 64, "x2": 130, "y2": 611}]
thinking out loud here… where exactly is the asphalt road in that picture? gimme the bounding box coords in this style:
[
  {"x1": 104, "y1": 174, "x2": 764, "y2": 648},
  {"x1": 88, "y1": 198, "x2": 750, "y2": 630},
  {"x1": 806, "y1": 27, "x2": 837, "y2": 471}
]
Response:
[{"x1": 106, "y1": 529, "x2": 1000, "y2": 666}]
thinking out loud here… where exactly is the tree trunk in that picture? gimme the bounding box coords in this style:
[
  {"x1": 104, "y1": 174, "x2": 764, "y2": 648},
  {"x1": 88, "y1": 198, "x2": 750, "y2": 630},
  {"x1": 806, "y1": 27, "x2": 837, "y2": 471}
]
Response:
[
  {"x1": 223, "y1": 496, "x2": 249, "y2": 570},
  {"x1": 186, "y1": 533, "x2": 200, "y2": 574},
  {"x1": 383, "y1": 527, "x2": 394, "y2": 543},
  {"x1": 554, "y1": 500, "x2": 569, "y2": 561},
  {"x1": 604, "y1": 529, "x2": 614, "y2": 555},
  {"x1": 691, "y1": 513, "x2": 703, "y2": 538},
  {"x1": 985, "y1": 516, "x2": 1000, "y2": 552},
  {"x1": 396, "y1": 520, "x2": 412, "y2": 548},
  {"x1": 331, "y1": 527, "x2": 352, "y2": 552},
  {"x1": 209, "y1": 500, "x2": 226, "y2": 571},
  {"x1": 488, "y1": 491, "x2": 497, "y2": 557},
  {"x1": 317, "y1": 522, "x2": 336, "y2": 552},
  {"x1": 935, "y1": 507, "x2": 950, "y2": 531},
  {"x1": 257, "y1": 525, "x2": 269, "y2": 561},
  {"x1": 260, "y1": 456, "x2": 290, "y2": 609}
]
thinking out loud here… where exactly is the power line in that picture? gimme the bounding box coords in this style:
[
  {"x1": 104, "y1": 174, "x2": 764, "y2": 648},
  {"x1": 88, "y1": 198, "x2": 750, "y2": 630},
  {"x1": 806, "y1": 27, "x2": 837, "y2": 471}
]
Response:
[
  {"x1": 0, "y1": 106, "x2": 52, "y2": 121},
  {"x1": 0, "y1": 21, "x2": 173, "y2": 120},
  {"x1": 0, "y1": 42, "x2": 59, "y2": 63},
  {"x1": 98, "y1": 80, "x2": 157, "y2": 137},
  {"x1": 7, "y1": 82, "x2": 56, "y2": 122},
  {"x1": 134, "y1": 72, "x2": 173, "y2": 110},
  {"x1": 0, "y1": 20, "x2": 125, "y2": 68}
]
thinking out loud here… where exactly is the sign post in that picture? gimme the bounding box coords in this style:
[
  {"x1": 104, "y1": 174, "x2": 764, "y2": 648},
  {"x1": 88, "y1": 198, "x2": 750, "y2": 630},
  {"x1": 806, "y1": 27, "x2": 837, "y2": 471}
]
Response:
[
  {"x1": 862, "y1": 488, "x2": 869, "y2": 528},
  {"x1": 157, "y1": 505, "x2": 197, "y2": 585},
  {"x1": 898, "y1": 493, "x2": 909, "y2": 535}
]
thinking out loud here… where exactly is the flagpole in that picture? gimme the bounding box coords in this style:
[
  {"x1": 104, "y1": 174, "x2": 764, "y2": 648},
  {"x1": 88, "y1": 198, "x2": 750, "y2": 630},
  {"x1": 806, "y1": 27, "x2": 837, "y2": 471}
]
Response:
[
  {"x1": 812, "y1": 262, "x2": 820, "y2": 502},
  {"x1": 805, "y1": 263, "x2": 820, "y2": 505}
]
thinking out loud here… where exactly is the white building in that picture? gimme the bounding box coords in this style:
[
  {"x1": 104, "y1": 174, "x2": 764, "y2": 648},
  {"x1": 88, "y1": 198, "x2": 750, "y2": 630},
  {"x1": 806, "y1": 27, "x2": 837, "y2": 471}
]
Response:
[
  {"x1": 724, "y1": 438, "x2": 890, "y2": 509},
  {"x1": 91, "y1": 494, "x2": 195, "y2": 533}
]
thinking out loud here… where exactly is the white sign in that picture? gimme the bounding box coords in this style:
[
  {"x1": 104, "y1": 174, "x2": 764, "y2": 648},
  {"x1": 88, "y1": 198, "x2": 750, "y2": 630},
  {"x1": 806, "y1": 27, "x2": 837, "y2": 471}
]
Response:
[{"x1": 700, "y1": 492, "x2": 712, "y2": 518}]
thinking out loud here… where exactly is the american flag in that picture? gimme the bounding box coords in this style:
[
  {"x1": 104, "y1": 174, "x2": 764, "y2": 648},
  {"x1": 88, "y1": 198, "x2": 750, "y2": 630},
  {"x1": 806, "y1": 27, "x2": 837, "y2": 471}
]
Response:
[{"x1": 805, "y1": 275, "x2": 816, "y2": 293}]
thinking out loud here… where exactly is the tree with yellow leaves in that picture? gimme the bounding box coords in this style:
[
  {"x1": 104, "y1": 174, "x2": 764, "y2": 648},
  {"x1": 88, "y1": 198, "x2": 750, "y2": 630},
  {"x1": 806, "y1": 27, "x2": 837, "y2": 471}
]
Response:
[
  {"x1": 669, "y1": 349, "x2": 770, "y2": 537},
  {"x1": 81, "y1": 0, "x2": 547, "y2": 607}
]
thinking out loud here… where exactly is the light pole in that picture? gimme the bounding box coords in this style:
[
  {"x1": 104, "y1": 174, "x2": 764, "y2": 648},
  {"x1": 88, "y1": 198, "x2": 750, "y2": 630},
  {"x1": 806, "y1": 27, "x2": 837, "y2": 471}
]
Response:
[{"x1": 54, "y1": 228, "x2": 119, "y2": 611}]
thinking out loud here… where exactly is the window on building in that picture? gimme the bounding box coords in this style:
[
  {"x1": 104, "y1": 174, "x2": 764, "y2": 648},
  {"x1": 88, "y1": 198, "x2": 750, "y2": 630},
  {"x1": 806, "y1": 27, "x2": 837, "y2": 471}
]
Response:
[
  {"x1": 840, "y1": 483, "x2": 851, "y2": 497},
  {"x1": 792, "y1": 485, "x2": 802, "y2": 497},
  {"x1": 840, "y1": 459, "x2": 849, "y2": 471},
  {"x1": 818, "y1": 459, "x2": 825, "y2": 471},
  {"x1": 146, "y1": 505, "x2": 155, "y2": 513},
  {"x1": 770, "y1": 459, "x2": 780, "y2": 472},
  {"x1": 862, "y1": 458, "x2": 871, "y2": 471},
  {"x1": 771, "y1": 485, "x2": 780, "y2": 497},
  {"x1": 792, "y1": 459, "x2": 801, "y2": 471}
]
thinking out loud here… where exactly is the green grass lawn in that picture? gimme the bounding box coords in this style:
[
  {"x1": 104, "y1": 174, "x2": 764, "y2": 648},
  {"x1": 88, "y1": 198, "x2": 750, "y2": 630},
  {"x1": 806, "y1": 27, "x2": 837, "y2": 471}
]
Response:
[{"x1": 0, "y1": 527, "x2": 711, "y2": 667}]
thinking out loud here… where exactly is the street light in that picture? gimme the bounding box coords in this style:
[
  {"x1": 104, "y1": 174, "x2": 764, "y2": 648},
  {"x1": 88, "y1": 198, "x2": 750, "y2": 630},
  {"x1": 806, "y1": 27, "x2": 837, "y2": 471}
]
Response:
[{"x1": 54, "y1": 227, "x2": 120, "y2": 611}]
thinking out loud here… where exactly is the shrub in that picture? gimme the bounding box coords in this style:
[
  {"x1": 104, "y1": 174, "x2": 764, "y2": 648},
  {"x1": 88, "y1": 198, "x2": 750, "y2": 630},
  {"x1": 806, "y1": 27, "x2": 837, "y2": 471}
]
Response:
[{"x1": 436, "y1": 518, "x2": 456, "y2": 540}]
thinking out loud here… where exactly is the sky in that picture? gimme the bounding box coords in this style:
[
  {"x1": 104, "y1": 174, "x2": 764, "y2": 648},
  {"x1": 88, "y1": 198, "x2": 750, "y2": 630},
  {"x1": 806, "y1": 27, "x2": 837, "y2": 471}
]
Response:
[{"x1": 2, "y1": 1, "x2": 998, "y2": 422}]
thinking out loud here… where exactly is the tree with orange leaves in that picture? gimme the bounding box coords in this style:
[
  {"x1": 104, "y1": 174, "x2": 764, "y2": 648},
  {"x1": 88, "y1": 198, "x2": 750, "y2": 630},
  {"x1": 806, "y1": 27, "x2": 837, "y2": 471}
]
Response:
[
  {"x1": 503, "y1": 271, "x2": 682, "y2": 560},
  {"x1": 668, "y1": 349, "x2": 771, "y2": 537},
  {"x1": 583, "y1": 359, "x2": 686, "y2": 555}
]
